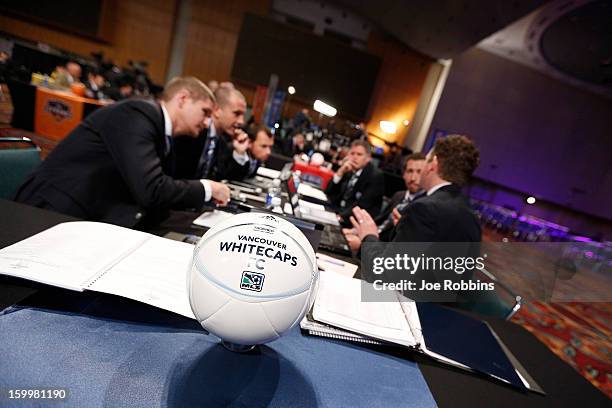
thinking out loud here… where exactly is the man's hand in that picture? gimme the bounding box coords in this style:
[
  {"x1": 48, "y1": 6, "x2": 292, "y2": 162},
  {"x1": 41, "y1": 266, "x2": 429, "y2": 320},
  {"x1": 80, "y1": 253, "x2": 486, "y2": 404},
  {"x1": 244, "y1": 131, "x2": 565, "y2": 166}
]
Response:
[
  {"x1": 392, "y1": 208, "x2": 403, "y2": 226},
  {"x1": 232, "y1": 130, "x2": 250, "y2": 155},
  {"x1": 345, "y1": 233, "x2": 362, "y2": 253},
  {"x1": 350, "y1": 206, "x2": 378, "y2": 240},
  {"x1": 342, "y1": 227, "x2": 356, "y2": 236},
  {"x1": 210, "y1": 181, "x2": 230, "y2": 205},
  {"x1": 336, "y1": 159, "x2": 355, "y2": 178}
]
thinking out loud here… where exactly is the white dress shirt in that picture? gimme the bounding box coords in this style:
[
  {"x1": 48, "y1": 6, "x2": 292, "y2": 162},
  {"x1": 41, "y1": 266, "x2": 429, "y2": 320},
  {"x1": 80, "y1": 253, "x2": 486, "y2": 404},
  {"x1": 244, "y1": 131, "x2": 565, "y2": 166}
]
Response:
[
  {"x1": 161, "y1": 103, "x2": 212, "y2": 201},
  {"x1": 426, "y1": 181, "x2": 452, "y2": 196}
]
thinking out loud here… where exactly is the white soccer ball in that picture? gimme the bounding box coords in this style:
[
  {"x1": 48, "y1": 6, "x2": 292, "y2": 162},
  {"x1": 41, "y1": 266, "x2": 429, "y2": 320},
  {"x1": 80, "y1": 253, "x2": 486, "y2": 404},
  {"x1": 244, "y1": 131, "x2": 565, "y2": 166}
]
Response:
[{"x1": 188, "y1": 212, "x2": 318, "y2": 345}]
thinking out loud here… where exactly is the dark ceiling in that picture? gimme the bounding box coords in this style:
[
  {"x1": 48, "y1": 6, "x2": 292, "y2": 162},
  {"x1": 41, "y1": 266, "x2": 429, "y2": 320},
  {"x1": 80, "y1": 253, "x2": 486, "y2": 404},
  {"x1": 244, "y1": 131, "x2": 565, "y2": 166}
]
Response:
[
  {"x1": 331, "y1": 0, "x2": 546, "y2": 59},
  {"x1": 541, "y1": 0, "x2": 612, "y2": 88}
]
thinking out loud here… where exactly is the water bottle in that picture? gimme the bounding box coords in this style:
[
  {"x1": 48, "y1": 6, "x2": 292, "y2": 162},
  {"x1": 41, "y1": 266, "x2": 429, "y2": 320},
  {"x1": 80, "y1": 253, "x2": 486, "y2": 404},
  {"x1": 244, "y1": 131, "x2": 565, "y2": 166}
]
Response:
[
  {"x1": 265, "y1": 179, "x2": 282, "y2": 209},
  {"x1": 292, "y1": 170, "x2": 301, "y2": 192},
  {"x1": 271, "y1": 196, "x2": 283, "y2": 214}
]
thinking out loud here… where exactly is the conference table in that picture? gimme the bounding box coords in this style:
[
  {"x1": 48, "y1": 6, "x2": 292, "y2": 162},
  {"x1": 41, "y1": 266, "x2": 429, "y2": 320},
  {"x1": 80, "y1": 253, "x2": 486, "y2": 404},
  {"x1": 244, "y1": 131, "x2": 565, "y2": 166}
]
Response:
[{"x1": 0, "y1": 199, "x2": 608, "y2": 407}]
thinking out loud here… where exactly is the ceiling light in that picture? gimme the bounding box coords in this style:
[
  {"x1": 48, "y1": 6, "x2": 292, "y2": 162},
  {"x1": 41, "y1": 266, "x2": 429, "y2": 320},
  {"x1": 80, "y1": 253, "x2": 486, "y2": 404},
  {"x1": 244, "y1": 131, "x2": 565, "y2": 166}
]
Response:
[
  {"x1": 313, "y1": 100, "x2": 337, "y2": 117},
  {"x1": 379, "y1": 121, "x2": 396, "y2": 134}
]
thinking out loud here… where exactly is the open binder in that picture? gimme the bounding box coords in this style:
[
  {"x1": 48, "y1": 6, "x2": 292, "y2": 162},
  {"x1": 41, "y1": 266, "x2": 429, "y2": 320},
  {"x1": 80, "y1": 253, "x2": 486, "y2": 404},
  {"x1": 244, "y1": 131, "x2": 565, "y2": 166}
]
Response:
[
  {"x1": 0, "y1": 221, "x2": 196, "y2": 319},
  {"x1": 301, "y1": 271, "x2": 544, "y2": 393}
]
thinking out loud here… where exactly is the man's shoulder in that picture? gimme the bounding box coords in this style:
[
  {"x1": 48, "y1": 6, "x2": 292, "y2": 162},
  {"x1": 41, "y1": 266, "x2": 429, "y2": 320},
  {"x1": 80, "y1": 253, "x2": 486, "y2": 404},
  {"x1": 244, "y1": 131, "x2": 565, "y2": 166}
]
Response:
[
  {"x1": 363, "y1": 162, "x2": 383, "y2": 180},
  {"x1": 424, "y1": 187, "x2": 476, "y2": 218},
  {"x1": 115, "y1": 98, "x2": 160, "y2": 116},
  {"x1": 88, "y1": 98, "x2": 160, "y2": 122},
  {"x1": 391, "y1": 190, "x2": 407, "y2": 201},
  {"x1": 83, "y1": 99, "x2": 163, "y2": 140}
]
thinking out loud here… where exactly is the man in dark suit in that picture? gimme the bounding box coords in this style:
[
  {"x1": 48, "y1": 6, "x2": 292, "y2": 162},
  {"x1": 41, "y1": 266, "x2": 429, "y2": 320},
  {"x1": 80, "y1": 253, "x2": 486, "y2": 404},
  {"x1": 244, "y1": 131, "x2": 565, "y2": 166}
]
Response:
[
  {"x1": 14, "y1": 76, "x2": 230, "y2": 228},
  {"x1": 351, "y1": 135, "x2": 481, "y2": 242},
  {"x1": 282, "y1": 131, "x2": 307, "y2": 157},
  {"x1": 350, "y1": 135, "x2": 481, "y2": 299},
  {"x1": 214, "y1": 125, "x2": 275, "y2": 181},
  {"x1": 325, "y1": 139, "x2": 385, "y2": 226},
  {"x1": 174, "y1": 84, "x2": 247, "y2": 181},
  {"x1": 343, "y1": 152, "x2": 426, "y2": 251}
]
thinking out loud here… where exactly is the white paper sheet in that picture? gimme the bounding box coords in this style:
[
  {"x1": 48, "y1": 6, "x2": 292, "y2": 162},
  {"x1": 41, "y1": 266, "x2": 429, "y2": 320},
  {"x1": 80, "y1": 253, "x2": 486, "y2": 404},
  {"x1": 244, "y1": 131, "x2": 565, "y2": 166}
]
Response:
[
  {"x1": 312, "y1": 271, "x2": 419, "y2": 347},
  {"x1": 89, "y1": 236, "x2": 196, "y2": 319},
  {"x1": 0, "y1": 221, "x2": 198, "y2": 319},
  {"x1": 192, "y1": 210, "x2": 235, "y2": 228},
  {"x1": 297, "y1": 184, "x2": 328, "y2": 202},
  {"x1": 256, "y1": 167, "x2": 281, "y2": 179},
  {"x1": 298, "y1": 207, "x2": 340, "y2": 226},
  {"x1": 0, "y1": 221, "x2": 148, "y2": 291},
  {"x1": 316, "y1": 253, "x2": 358, "y2": 277},
  {"x1": 298, "y1": 199, "x2": 326, "y2": 211}
]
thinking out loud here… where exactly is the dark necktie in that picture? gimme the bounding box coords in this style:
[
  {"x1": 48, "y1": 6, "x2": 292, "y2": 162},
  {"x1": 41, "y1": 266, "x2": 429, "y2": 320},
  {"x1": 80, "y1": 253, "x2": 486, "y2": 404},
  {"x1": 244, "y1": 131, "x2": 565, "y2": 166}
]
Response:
[
  {"x1": 247, "y1": 158, "x2": 259, "y2": 178},
  {"x1": 340, "y1": 173, "x2": 359, "y2": 208},
  {"x1": 378, "y1": 195, "x2": 411, "y2": 233},
  {"x1": 162, "y1": 135, "x2": 176, "y2": 175},
  {"x1": 196, "y1": 133, "x2": 218, "y2": 179},
  {"x1": 164, "y1": 135, "x2": 173, "y2": 157}
]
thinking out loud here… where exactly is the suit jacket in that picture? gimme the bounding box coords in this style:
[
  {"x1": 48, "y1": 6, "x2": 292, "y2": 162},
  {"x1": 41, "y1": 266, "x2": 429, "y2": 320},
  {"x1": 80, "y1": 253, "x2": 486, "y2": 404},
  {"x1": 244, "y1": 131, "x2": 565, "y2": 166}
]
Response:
[
  {"x1": 325, "y1": 161, "x2": 385, "y2": 223},
  {"x1": 14, "y1": 99, "x2": 205, "y2": 227},
  {"x1": 375, "y1": 190, "x2": 407, "y2": 225},
  {"x1": 366, "y1": 184, "x2": 481, "y2": 243},
  {"x1": 376, "y1": 189, "x2": 426, "y2": 241},
  {"x1": 362, "y1": 184, "x2": 481, "y2": 301},
  {"x1": 211, "y1": 134, "x2": 252, "y2": 181},
  {"x1": 172, "y1": 130, "x2": 207, "y2": 180},
  {"x1": 174, "y1": 128, "x2": 257, "y2": 182}
]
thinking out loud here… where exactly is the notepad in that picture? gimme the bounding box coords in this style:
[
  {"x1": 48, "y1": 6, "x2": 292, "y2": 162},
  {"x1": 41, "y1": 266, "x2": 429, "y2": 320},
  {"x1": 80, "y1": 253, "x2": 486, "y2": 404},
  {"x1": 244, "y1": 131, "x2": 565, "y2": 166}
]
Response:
[
  {"x1": 297, "y1": 184, "x2": 328, "y2": 201},
  {"x1": 296, "y1": 205, "x2": 340, "y2": 226},
  {"x1": 0, "y1": 221, "x2": 196, "y2": 319},
  {"x1": 311, "y1": 271, "x2": 423, "y2": 348},
  {"x1": 303, "y1": 271, "x2": 539, "y2": 392},
  {"x1": 192, "y1": 210, "x2": 235, "y2": 228},
  {"x1": 256, "y1": 167, "x2": 281, "y2": 179},
  {"x1": 316, "y1": 253, "x2": 358, "y2": 277}
]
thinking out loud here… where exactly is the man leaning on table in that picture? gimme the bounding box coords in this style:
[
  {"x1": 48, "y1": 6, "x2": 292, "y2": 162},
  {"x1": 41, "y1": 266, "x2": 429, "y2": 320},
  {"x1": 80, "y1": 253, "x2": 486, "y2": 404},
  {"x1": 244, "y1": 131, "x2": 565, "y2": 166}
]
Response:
[{"x1": 14, "y1": 76, "x2": 230, "y2": 228}]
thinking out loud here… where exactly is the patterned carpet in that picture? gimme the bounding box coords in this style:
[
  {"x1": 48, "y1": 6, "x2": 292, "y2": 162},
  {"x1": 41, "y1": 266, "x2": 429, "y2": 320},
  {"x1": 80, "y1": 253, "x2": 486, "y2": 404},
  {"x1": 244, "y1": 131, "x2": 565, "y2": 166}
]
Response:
[{"x1": 512, "y1": 301, "x2": 612, "y2": 398}]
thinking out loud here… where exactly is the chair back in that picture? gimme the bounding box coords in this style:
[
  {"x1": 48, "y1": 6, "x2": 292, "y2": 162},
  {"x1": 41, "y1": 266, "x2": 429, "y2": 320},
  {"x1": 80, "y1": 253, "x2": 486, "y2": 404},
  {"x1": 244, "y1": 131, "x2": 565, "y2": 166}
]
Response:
[{"x1": 0, "y1": 137, "x2": 41, "y2": 199}]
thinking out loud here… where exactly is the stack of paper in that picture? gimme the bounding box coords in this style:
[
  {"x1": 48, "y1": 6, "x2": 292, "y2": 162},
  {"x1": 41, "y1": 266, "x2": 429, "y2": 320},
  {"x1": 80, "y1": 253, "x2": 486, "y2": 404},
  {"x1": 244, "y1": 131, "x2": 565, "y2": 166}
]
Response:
[
  {"x1": 256, "y1": 167, "x2": 281, "y2": 179},
  {"x1": 297, "y1": 184, "x2": 328, "y2": 202}
]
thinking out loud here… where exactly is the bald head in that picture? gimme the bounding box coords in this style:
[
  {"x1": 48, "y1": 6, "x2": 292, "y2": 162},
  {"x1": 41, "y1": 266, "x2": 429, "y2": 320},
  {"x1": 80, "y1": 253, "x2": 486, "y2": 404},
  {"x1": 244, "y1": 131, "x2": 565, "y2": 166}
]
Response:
[
  {"x1": 213, "y1": 84, "x2": 246, "y2": 136},
  {"x1": 214, "y1": 84, "x2": 244, "y2": 107},
  {"x1": 66, "y1": 61, "x2": 82, "y2": 81}
]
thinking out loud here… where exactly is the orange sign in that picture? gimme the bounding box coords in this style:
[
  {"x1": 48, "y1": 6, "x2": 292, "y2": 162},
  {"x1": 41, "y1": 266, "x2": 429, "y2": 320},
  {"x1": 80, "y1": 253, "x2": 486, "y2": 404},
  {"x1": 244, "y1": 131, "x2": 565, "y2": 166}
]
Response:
[
  {"x1": 251, "y1": 86, "x2": 268, "y2": 124},
  {"x1": 34, "y1": 87, "x2": 85, "y2": 141}
]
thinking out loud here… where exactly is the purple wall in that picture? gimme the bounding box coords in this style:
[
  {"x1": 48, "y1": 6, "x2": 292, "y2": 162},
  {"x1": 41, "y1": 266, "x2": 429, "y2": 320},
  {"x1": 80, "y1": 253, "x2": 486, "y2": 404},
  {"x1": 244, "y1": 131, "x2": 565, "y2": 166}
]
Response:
[
  {"x1": 466, "y1": 178, "x2": 612, "y2": 241},
  {"x1": 430, "y1": 48, "x2": 612, "y2": 222}
]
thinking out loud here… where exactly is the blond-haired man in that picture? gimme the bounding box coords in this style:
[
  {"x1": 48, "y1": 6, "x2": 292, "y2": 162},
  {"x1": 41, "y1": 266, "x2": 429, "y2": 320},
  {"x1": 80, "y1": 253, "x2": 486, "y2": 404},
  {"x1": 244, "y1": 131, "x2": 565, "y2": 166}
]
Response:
[{"x1": 15, "y1": 77, "x2": 230, "y2": 227}]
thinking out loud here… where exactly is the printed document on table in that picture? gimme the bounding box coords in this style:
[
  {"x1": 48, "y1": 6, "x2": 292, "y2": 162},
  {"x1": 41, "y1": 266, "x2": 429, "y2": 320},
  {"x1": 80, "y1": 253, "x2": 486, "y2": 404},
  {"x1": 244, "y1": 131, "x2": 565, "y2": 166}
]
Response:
[{"x1": 312, "y1": 271, "x2": 419, "y2": 347}]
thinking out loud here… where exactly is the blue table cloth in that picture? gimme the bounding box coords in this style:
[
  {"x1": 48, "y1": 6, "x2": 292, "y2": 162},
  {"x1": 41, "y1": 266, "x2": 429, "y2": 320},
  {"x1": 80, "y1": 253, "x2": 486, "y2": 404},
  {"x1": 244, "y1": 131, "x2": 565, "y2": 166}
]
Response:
[{"x1": 0, "y1": 306, "x2": 437, "y2": 407}]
